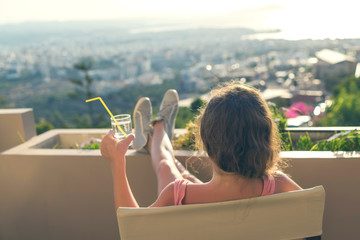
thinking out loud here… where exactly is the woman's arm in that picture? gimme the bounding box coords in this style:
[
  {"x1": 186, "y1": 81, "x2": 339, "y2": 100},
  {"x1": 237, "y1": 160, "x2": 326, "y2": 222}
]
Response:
[
  {"x1": 101, "y1": 131, "x2": 139, "y2": 209},
  {"x1": 149, "y1": 182, "x2": 175, "y2": 207}
]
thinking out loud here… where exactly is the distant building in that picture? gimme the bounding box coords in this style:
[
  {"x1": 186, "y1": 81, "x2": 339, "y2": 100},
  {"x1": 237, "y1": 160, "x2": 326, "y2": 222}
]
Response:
[
  {"x1": 313, "y1": 49, "x2": 357, "y2": 90},
  {"x1": 347, "y1": 46, "x2": 360, "y2": 62},
  {"x1": 291, "y1": 90, "x2": 325, "y2": 106},
  {"x1": 262, "y1": 88, "x2": 293, "y2": 107},
  {"x1": 356, "y1": 63, "x2": 360, "y2": 78},
  {"x1": 262, "y1": 89, "x2": 324, "y2": 108}
]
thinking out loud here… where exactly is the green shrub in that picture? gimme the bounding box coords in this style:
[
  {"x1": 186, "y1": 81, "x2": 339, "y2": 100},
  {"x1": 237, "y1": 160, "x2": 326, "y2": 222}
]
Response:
[
  {"x1": 311, "y1": 130, "x2": 360, "y2": 151},
  {"x1": 268, "y1": 102, "x2": 293, "y2": 150},
  {"x1": 296, "y1": 133, "x2": 314, "y2": 150},
  {"x1": 36, "y1": 121, "x2": 54, "y2": 134},
  {"x1": 175, "y1": 107, "x2": 196, "y2": 128},
  {"x1": 173, "y1": 121, "x2": 198, "y2": 150},
  {"x1": 190, "y1": 97, "x2": 206, "y2": 113},
  {"x1": 321, "y1": 76, "x2": 360, "y2": 126},
  {"x1": 82, "y1": 142, "x2": 101, "y2": 150}
]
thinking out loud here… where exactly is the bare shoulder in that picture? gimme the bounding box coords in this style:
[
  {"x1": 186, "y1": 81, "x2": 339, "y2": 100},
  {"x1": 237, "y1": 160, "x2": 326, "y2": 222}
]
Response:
[
  {"x1": 149, "y1": 182, "x2": 175, "y2": 207},
  {"x1": 274, "y1": 171, "x2": 302, "y2": 194}
]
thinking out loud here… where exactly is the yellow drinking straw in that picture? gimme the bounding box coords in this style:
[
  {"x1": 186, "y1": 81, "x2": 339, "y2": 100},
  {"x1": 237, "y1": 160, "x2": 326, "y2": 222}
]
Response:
[{"x1": 86, "y1": 97, "x2": 128, "y2": 138}]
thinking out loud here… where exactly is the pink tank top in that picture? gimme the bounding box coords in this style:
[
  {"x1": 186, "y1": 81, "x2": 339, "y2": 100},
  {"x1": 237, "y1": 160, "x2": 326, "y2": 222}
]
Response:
[
  {"x1": 174, "y1": 179, "x2": 190, "y2": 205},
  {"x1": 261, "y1": 174, "x2": 275, "y2": 196},
  {"x1": 173, "y1": 175, "x2": 275, "y2": 205}
]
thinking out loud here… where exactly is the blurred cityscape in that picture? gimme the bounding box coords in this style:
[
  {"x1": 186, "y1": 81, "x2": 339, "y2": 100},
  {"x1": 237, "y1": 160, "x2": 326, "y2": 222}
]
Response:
[{"x1": 1, "y1": 21, "x2": 360, "y2": 128}]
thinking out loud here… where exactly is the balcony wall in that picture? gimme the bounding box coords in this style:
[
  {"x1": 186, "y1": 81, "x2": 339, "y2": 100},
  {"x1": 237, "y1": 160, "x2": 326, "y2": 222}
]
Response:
[
  {"x1": 0, "y1": 109, "x2": 36, "y2": 152},
  {"x1": 0, "y1": 126, "x2": 360, "y2": 239}
]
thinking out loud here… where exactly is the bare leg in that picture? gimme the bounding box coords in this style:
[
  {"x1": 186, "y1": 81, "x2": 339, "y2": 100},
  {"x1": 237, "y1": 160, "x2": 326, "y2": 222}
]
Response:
[
  {"x1": 147, "y1": 120, "x2": 203, "y2": 194},
  {"x1": 147, "y1": 120, "x2": 183, "y2": 194}
]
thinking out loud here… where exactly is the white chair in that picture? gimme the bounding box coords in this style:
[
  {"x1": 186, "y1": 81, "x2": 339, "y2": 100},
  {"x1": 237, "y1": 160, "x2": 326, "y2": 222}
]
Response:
[{"x1": 117, "y1": 186, "x2": 325, "y2": 240}]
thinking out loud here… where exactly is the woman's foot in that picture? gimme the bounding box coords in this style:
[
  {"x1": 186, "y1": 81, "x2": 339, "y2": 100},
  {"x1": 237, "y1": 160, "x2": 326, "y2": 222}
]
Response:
[
  {"x1": 133, "y1": 97, "x2": 153, "y2": 152},
  {"x1": 152, "y1": 89, "x2": 179, "y2": 141}
]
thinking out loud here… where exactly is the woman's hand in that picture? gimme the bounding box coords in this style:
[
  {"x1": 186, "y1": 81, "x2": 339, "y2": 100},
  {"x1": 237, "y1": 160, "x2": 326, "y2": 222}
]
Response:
[
  {"x1": 100, "y1": 130, "x2": 135, "y2": 166},
  {"x1": 101, "y1": 131, "x2": 139, "y2": 208}
]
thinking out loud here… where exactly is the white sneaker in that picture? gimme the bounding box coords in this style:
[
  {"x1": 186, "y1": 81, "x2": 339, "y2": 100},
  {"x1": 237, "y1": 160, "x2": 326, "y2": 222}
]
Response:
[
  {"x1": 152, "y1": 89, "x2": 179, "y2": 140},
  {"x1": 133, "y1": 97, "x2": 153, "y2": 151}
]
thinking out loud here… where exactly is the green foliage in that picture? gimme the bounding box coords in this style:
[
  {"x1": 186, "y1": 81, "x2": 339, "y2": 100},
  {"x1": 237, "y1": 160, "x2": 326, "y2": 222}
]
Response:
[
  {"x1": 51, "y1": 110, "x2": 72, "y2": 128},
  {"x1": 296, "y1": 133, "x2": 314, "y2": 151},
  {"x1": 69, "y1": 57, "x2": 97, "y2": 125},
  {"x1": 321, "y1": 76, "x2": 360, "y2": 126},
  {"x1": 173, "y1": 121, "x2": 198, "y2": 150},
  {"x1": 281, "y1": 131, "x2": 294, "y2": 151},
  {"x1": 73, "y1": 114, "x2": 93, "y2": 128},
  {"x1": 175, "y1": 107, "x2": 196, "y2": 128},
  {"x1": 176, "y1": 97, "x2": 206, "y2": 128},
  {"x1": 0, "y1": 96, "x2": 7, "y2": 107},
  {"x1": 268, "y1": 102, "x2": 293, "y2": 150},
  {"x1": 36, "y1": 121, "x2": 54, "y2": 134},
  {"x1": 268, "y1": 102, "x2": 287, "y2": 132},
  {"x1": 290, "y1": 130, "x2": 360, "y2": 151},
  {"x1": 174, "y1": 97, "x2": 207, "y2": 129},
  {"x1": 74, "y1": 57, "x2": 94, "y2": 72},
  {"x1": 70, "y1": 57, "x2": 95, "y2": 99},
  {"x1": 332, "y1": 76, "x2": 360, "y2": 97},
  {"x1": 190, "y1": 97, "x2": 206, "y2": 113},
  {"x1": 311, "y1": 130, "x2": 360, "y2": 151},
  {"x1": 68, "y1": 78, "x2": 84, "y2": 87},
  {"x1": 82, "y1": 142, "x2": 101, "y2": 150},
  {"x1": 323, "y1": 73, "x2": 348, "y2": 92}
]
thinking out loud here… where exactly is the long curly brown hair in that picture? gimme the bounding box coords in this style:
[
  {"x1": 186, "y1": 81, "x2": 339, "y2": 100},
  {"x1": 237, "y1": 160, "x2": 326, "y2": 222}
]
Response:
[{"x1": 197, "y1": 82, "x2": 282, "y2": 178}]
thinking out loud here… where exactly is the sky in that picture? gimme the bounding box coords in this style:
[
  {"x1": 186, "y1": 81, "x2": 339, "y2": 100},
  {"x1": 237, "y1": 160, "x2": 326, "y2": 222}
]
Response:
[
  {"x1": 0, "y1": 0, "x2": 284, "y2": 24},
  {"x1": 1, "y1": 0, "x2": 359, "y2": 39}
]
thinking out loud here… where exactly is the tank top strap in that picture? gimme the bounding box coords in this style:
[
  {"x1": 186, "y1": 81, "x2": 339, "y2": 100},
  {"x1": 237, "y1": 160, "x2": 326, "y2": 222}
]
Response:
[
  {"x1": 173, "y1": 179, "x2": 190, "y2": 205},
  {"x1": 261, "y1": 174, "x2": 275, "y2": 196}
]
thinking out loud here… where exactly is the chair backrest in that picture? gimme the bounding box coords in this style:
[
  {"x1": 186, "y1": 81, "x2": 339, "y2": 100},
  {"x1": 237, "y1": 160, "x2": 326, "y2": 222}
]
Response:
[{"x1": 117, "y1": 186, "x2": 325, "y2": 240}]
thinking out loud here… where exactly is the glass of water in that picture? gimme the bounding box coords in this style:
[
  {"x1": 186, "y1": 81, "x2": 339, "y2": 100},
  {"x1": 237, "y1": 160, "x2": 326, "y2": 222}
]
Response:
[{"x1": 111, "y1": 114, "x2": 132, "y2": 140}]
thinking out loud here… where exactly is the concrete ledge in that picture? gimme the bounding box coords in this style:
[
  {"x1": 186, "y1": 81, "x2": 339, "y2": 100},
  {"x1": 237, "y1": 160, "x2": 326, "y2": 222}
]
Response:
[
  {"x1": 0, "y1": 108, "x2": 36, "y2": 152},
  {"x1": 1, "y1": 129, "x2": 359, "y2": 240}
]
